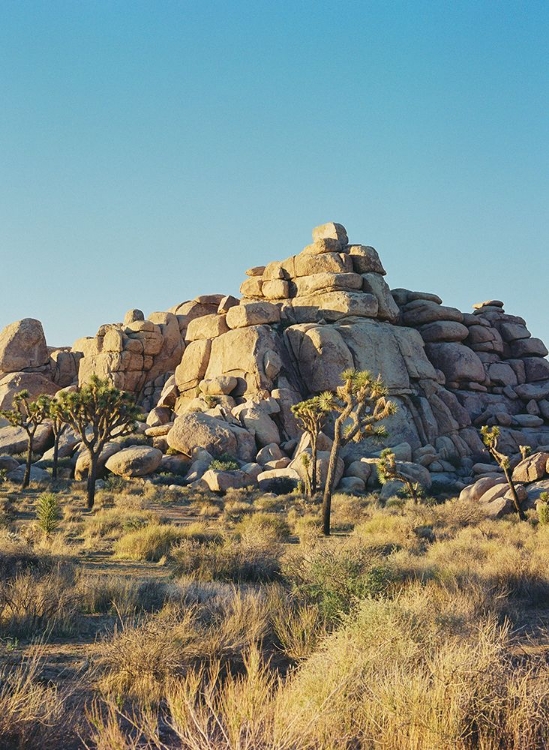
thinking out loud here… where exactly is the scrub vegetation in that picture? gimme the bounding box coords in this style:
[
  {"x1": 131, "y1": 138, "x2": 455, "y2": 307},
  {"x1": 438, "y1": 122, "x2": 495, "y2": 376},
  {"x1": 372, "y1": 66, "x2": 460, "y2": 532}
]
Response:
[{"x1": 0, "y1": 475, "x2": 548, "y2": 749}]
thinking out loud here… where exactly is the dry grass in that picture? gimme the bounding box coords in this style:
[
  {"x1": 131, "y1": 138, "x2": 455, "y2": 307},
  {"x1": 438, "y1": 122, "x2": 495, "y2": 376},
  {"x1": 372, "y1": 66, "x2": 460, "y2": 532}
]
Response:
[
  {"x1": 0, "y1": 645, "x2": 72, "y2": 748},
  {"x1": 274, "y1": 589, "x2": 549, "y2": 749},
  {"x1": 172, "y1": 534, "x2": 282, "y2": 583},
  {"x1": 1, "y1": 484, "x2": 549, "y2": 748},
  {"x1": 83, "y1": 507, "x2": 162, "y2": 544},
  {"x1": 113, "y1": 523, "x2": 189, "y2": 561}
]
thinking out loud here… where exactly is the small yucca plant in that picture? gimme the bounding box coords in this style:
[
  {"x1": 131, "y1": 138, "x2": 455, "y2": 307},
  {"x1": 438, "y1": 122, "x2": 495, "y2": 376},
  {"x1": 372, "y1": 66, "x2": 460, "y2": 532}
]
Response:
[{"x1": 36, "y1": 492, "x2": 61, "y2": 535}]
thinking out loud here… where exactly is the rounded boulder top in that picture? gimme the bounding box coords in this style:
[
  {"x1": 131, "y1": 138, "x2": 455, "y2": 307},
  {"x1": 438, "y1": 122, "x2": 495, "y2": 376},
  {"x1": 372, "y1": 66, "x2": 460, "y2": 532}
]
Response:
[{"x1": 311, "y1": 222, "x2": 348, "y2": 248}]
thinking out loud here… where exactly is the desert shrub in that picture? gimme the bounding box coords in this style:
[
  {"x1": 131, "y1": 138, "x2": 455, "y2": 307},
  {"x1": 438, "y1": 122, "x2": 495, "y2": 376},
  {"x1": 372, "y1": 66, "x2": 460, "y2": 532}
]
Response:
[
  {"x1": 201, "y1": 588, "x2": 270, "y2": 656},
  {"x1": 0, "y1": 560, "x2": 78, "y2": 637},
  {"x1": 0, "y1": 647, "x2": 68, "y2": 749},
  {"x1": 151, "y1": 473, "x2": 187, "y2": 487},
  {"x1": 36, "y1": 492, "x2": 62, "y2": 535},
  {"x1": 222, "y1": 499, "x2": 254, "y2": 521},
  {"x1": 96, "y1": 605, "x2": 200, "y2": 702},
  {"x1": 173, "y1": 537, "x2": 282, "y2": 583},
  {"x1": 178, "y1": 521, "x2": 223, "y2": 545},
  {"x1": 102, "y1": 475, "x2": 128, "y2": 492},
  {"x1": 166, "y1": 645, "x2": 275, "y2": 748},
  {"x1": 282, "y1": 538, "x2": 397, "y2": 621},
  {"x1": 275, "y1": 591, "x2": 549, "y2": 750},
  {"x1": 262, "y1": 476, "x2": 298, "y2": 495},
  {"x1": 87, "y1": 598, "x2": 549, "y2": 750},
  {"x1": 209, "y1": 454, "x2": 239, "y2": 471},
  {"x1": 116, "y1": 433, "x2": 150, "y2": 449},
  {"x1": 287, "y1": 510, "x2": 322, "y2": 542},
  {"x1": 83, "y1": 508, "x2": 161, "y2": 542},
  {"x1": 0, "y1": 544, "x2": 42, "y2": 580},
  {"x1": 268, "y1": 586, "x2": 326, "y2": 661},
  {"x1": 234, "y1": 511, "x2": 291, "y2": 542},
  {"x1": 252, "y1": 493, "x2": 289, "y2": 512},
  {"x1": 114, "y1": 524, "x2": 189, "y2": 562},
  {"x1": 538, "y1": 492, "x2": 549, "y2": 525},
  {"x1": 198, "y1": 502, "x2": 222, "y2": 518},
  {"x1": 77, "y1": 573, "x2": 177, "y2": 615},
  {"x1": 329, "y1": 491, "x2": 370, "y2": 530}
]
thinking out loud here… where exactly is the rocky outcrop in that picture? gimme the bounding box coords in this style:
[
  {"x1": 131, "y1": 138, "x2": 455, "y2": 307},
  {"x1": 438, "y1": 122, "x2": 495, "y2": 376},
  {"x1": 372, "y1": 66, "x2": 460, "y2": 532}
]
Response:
[
  {"x1": 2, "y1": 221, "x2": 549, "y2": 498},
  {"x1": 73, "y1": 309, "x2": 183, "y2": 409}
]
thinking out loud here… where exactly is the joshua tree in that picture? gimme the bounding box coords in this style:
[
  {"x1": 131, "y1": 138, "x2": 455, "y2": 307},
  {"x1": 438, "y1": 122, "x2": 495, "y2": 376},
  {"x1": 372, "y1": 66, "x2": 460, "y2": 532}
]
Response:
[
  {"x1": 377, "y1": 448, "x2": 422, "y2": 504},
  {"x1": 322, "y1": 370, "x2": 397, "y2": 535},
  {"x1": 291, "y1": 395, "x2": 331, "y2": 497},
  {"x1": 481, "y1": 425, "x2": 527, "y2": 521},
  {"x1": 0, "y1": 391, "x2": 50, "y2": 488},
  {"x1": 40, "y1": 395, "x2": 69, "y2": 481},
  {"x1": 55, "y1": 376, "x2": 140, "y2": 509}
]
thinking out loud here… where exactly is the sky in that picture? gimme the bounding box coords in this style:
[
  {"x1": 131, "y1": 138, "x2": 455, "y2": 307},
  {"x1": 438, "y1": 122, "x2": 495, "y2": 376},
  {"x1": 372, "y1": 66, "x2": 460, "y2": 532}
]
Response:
[{"x1": 0, "y1": 0, "x2": 548, "y2": 348}]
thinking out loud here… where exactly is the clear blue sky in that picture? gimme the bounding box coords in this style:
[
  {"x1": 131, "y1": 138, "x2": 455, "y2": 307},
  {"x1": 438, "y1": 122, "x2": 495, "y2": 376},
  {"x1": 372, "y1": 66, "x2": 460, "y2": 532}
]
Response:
[{"x1": 1, "y1": 1, "x2": 548, "y2": 348}]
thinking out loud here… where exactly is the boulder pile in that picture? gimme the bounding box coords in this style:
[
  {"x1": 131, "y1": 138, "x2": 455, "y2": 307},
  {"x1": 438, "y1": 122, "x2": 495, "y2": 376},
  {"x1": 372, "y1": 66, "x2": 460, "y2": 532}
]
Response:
[{"x1": 1, "y1": 222, "x2": 549, "y2": 510}]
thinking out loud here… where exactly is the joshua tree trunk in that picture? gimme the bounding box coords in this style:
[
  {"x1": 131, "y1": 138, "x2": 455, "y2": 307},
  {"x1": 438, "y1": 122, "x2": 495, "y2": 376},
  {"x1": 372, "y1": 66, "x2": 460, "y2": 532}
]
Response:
[
  {"x1": 52, "y1": 435, "x2": 60, "y2": 481},
  {"x1": 86, "y1": 451, "x2": 99, "y2": 510},
  {"x1": 23, "y1": 434, "x2": 33, "y2": 489},
  {"x1": 322, "y1": 415, "x2": 343, "y2": 536},
  {"x1": 502, "y1": 465, "x2": 527, "y2": 521},
  {"x1": 311, "y1": 432, "x2": 318, "y2": 496}
]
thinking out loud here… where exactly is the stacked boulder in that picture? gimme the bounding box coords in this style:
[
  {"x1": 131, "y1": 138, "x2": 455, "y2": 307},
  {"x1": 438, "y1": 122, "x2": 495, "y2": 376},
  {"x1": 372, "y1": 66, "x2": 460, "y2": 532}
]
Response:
[
  {"x1": 72, "y1": 308, "x2": 184, "y2": 410},
  {"x1": 2, "y1": 222, "x2": 549, "y2": 507},
  {"x1": 0, "y1": 318, "x2": 80, "y2": 410}
]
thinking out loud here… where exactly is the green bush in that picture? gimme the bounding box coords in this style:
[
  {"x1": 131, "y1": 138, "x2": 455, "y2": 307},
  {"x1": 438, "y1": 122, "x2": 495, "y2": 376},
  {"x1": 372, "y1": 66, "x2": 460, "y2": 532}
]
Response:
[
  {"x1": 209, "y1": 454, "x2": 239, "y2": 471},
  {"x1": 282, "y1": 540, "x2": 396, "y2": 622},
  {"x1": 103, "y1": 475, "x2": 128, "y2": 492}
]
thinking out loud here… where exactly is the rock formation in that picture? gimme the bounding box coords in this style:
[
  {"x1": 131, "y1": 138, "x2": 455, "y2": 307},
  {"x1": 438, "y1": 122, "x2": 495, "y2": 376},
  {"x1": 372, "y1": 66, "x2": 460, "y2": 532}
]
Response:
[{"x1": 1, "y1": 222, "x2": 549, "y2": 504}]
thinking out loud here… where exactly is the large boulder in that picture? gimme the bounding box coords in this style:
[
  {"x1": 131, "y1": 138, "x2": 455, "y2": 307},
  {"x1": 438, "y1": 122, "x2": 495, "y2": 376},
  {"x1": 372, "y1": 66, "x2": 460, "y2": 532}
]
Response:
[
  {"x1": 293, "y1": 272, "x2": 363, "y2": 296},
  {"x1": 105, "y1": 446, "x2": 163, "y2": 478},
  {"x1": 238, "y1": 405, "x2": 280, "y2": 448},
  {"x1": 185, "y1": 314, "x2": 229, "y2": 342},
  {"x1": 226, "y1": 302, "x2": 280, "y2": 329},
  {"x1": 7, "y1": 464, "x2": 50, "y2": 484},
  {"x1": 0, "y1": 372, "x2": 58, "y2": 410},
  {"x1": 512, "y1": 452, "x2": 549, "y2": 484},
  {"x1": 204, "y1": 325, "x2": 285, "y2": 397},
  {"x1": 312, "y1": 222, "x2": 348, "y2": 248},
  {"x1": 284, "y1": 324, "x2": 353, "y2": 393},
  {"x1": 0, "y1": 319, "x2": 49, "y2": 373},
  {"x1": 425, "y1": 343, "x2": 486, "y2": 384},
  {"x1": 167, "y1": 412, "x2": 238, "y2": 458},
  {"x1": 0, "y1": 423, "x2": 53, "y2": 455},
  {"x1": 287, "y1": 291, "x2": 378, "y2": 322},
  {"x1": 74, "y1": 442, "x2": 122, "y2": 480},
  {"x1": 401, "y1": 301, "x2": 463, "y2": 326},
  {"x1": 200, "y1": 469, "x2": 252, "y2": 493},
  {"x1": 458, "y1": 476, "x2": 506, "y2": 503},
  {"x1": 0, "y1": 455, "x2": 19, "y2": 473},
  {"x1": 348, "y1": 245, "x2": 386, "y2": 275},
  {"x1": 334, "y1": 320, "x2": 412, "y2": 393},
  {"x1": 289, "y1": 449, "x2": 344, "y2": 489},
  {"x1": 419, "y1": 321, "x2": 469, "y2": 343},
  {"x1": 175, "y1": 339, "x2": 212, "y2": 394},
  {"x1": 361, "y1": 273, "x2": 400, "y2": 322}
]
